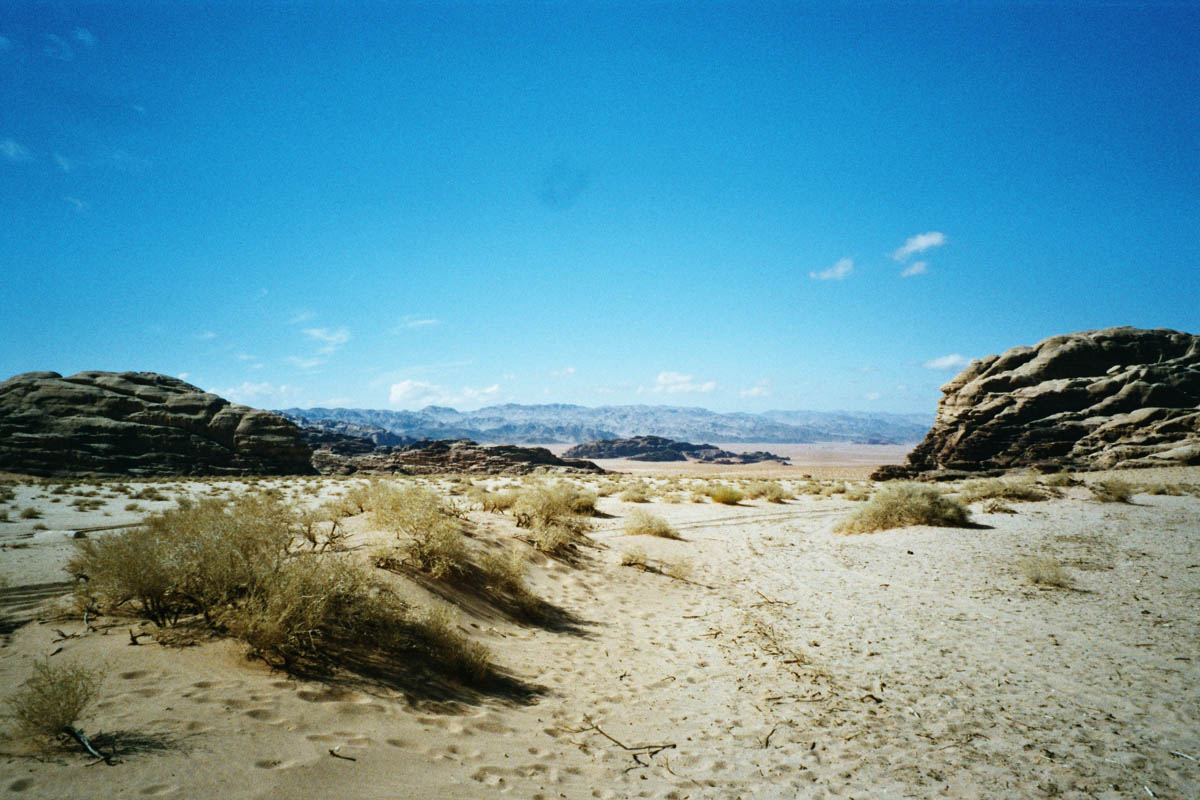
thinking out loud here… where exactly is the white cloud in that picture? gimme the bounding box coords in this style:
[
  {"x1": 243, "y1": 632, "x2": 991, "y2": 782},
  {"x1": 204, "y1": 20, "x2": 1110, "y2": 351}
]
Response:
[
  {"x1": 1, "y1": 139, "x2": 31, "y2": 162},
  {"x1": 864, "y1": 391, "x2": 882, "y2": 401},
  {"x1": 393, "y1": 316, "x2": 440, "y2": 332},
  {"x1": 809, "y1": 257, "x2": 853, "y2": 281},
  {"x1": 892, "y1": 232, "x2": 946, "y2": 262},
  {"x1": 64, "y1": 196, "x2": 87, "y2": 212},
  {"x1": 653, "y1": 371, "x2": 716, "y2": 394},
  {"x1": 177, "y1": 372, "x2": 190, "y2": 381},
  {"x1": 923, "y1": 353, "x2": 970, "y2": 371},
  {"x1": 54, "y1": 153, "x2": 71, "y2": 172},
  {"x1": 303, "y1": 326, "x2": 350, "y2": 354},
  {"x1": 900, "y1": 260, "x2": 928, "y2": 277},
  {"x1": 388, "y1": 380, "x2": 501, "y2": 409},
  {"x1": 197, "y1": 330, "x2": 216, "y2": 341},
  {"x1": 73, "y1": 28, "x2": 96, "y2": 47},
  {"x1": 286, "y1": 355, "x2": 325, "y2": 370},
  {"x1": 551, "y1": 366, "x2": 576, "y2": 376},
  {"x1": 739, "y1": 385, "x2": 770, "y2": 398},
  {"x1": 219, "y1": 381, "x2": 301, "y2": 406},
  {"x1": 289, "y1": 310, "x2": 316, "y2": 324}
]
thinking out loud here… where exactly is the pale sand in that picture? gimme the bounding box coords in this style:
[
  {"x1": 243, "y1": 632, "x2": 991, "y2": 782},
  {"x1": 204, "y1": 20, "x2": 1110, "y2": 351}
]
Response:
[{"x1": 0, "y1": 468, "x2": 1197, "y2": 799}]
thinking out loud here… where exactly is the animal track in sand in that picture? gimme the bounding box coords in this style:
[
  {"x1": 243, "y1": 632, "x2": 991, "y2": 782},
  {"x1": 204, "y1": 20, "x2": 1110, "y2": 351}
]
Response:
[
  {"x1": 244, "y1": 708, "x2": 278, "y2": 721},
  {"x1": 139, "y1": 784, "x2": 179, "y2": 796},
  {"x1": 119, "y1": 670, "x2": 152, "y2": 680},
  {"x1": 254, "y1": 759, "x2": 293, "y2": 769},
  {"x1": 7, "y1": 779, "x2": 34, "y2": 792},
  {"x1": 296, "y1": 686, "x2": 353, "y2": 703}
]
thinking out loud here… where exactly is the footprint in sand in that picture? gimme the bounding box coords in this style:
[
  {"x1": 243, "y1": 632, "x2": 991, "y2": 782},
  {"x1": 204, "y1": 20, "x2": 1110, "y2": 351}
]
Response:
[
  {"x1": 119, "y1": 670, "x2": 152, "y2": 680},
  {"x1": 139, "y1": 784, "x2": 179, "y2": 796},
  {"x1": 244, "y1": 708, "x2": 277, "y2": 721},
  {"x1": 7, "y1": 779, "x2": 34, "y2": 792}
]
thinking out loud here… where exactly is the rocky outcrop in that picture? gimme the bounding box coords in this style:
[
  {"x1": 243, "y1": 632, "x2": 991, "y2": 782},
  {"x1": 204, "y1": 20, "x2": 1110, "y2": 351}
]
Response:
[
  {"x1": 876, "y1": 327, "x2": 1200, "y2": 479},
  {"x1": 564, "y1": 436, "x2": 790, "y2": 464},
  {"x1": 311, "y1": 439, "x2": 604, "y2": 475},
  {"x1": 0, "y1": 371, "x2": 315, "y2": 477}
]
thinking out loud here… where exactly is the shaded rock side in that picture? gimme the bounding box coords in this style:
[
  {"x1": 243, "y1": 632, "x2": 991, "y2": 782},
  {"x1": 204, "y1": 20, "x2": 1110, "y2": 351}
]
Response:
[
  {"x1": 311, "y1": 439, "x2": 604, "y2": 475},
  {"x1": 564, "y1": 435, "x2": 790, "y2": 464},
  {"x1": 881, "y1": 327, "x2": 1200, "y2": 478},
  {"x1": 0, "y1": 371, "x2": 315, "y2": 476}
]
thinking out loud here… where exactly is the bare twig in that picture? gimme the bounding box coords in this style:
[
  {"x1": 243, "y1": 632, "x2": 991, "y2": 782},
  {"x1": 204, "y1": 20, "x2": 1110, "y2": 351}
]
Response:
[
  {"x1": 763, "y1": 726, "x2": 779, "y2": 748},
  {"x1": 1170, "y1": 750, "x2": 1197, "y2": 762},
  {"x1": 563, "y1": 717, "x2": 676, "y2": 768},
  {"x1": 329, "y1": 746, "x2": 357, "y2": 761},
  {"x1": 63, "y1": 727, "x2": 119, "y2": 765}
]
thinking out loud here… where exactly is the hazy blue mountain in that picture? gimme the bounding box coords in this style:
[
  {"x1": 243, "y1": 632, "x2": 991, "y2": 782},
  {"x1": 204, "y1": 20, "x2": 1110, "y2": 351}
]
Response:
[{"x1": 277, "y1": 404, "x2": 932, "y2": 445}]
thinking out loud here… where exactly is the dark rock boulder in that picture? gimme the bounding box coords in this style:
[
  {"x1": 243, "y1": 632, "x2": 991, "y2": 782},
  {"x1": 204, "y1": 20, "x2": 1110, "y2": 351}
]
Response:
[
  {"x1": 876, "y1": 327, "x2": 1200, "y2": 479},
  {"x1": 564, "y1": 435, "x2": 790, "y2": 464},
  {"x1": 0, "y1": 371, "x2": 315, "y2": 476}
]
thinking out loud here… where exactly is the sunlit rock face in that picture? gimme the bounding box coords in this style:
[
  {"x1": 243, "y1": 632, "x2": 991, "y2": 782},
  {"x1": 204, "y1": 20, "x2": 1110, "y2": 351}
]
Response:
[{"x1": 880, "y1": 327, "x2": 1200, "y2": 478}]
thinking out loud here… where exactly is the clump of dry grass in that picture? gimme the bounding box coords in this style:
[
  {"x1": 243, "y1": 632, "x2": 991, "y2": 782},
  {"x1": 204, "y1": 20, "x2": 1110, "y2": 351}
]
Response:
[
  {"x1": 618, "y1": 483, "x2": 652, "y2": 503},
  {"x1": 1019, "y1": 555, "x2": 1073, "y2": 588},
  {"x1": 835, "y1": 482, "x2": 970, "y2": 534},
  {"x1": 1041, "y1": 470, "x2": 1076, "y2": 488},
  {"x1": 511, "y1": 483, "x2": 594, "y2": 556},
  {"x1": 19, "y1": 507, "x2": 41, "y2": 520},
  {"x1": 623, "y1": 509, "x2": 679, "y2": 539},
  {"x1": 4, "y1": 659, "x2": 103, "y2": 741},
  {"x1": 705, "y1": 485, "x2": 744, "y2": 505},
  {"x1": 959, "y1": 476, "x2": 1048, "y2": 503},
  {"x1": 743, "y1": 481, "x2": 791, "y2": 503},
  {"x1": 1089, "y1": 478, "x2": 1134, "y2": 503},
  {"x1": 1137, "y1": 482, "x2": 1189, "y2": 496}
]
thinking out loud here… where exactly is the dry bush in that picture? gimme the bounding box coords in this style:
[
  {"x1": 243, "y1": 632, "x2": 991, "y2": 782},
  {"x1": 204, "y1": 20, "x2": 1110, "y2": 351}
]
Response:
[
  {"x1": 1042, "y1": 470, "x2": 1077, "y2": 488},
  {"x1": 619, "y1": 547, "x2": 648, "y2": 569},
  {"x1": 4, "y1": 660, "x2": 102, "y2": 740},
  {"x1": 472, "y1": 487, "x2": 519, "y2": 513},
  {"x1": 689, "y1": 491, "x2": 709, "y2": 503},
  {"x1": 1089, "y1": 478, "x2": 1134, "y2": 503},
  {"x1": 618, "y1": 483, "x2": 652, "y2": 503},
  {"x1": 19, "y1": 507, "x2": 41, "y2": 520},
  {"x1": 744, "y1": 481, "x2": 790, "y2": 503},
  {"x1": 706, "y1": 485, "x2": 744, "y2": 505},
  {"x1": 982, "y1": 499, "x2": 1017, "y2": 514},
  {"x1": 661, "y1": 492, "x2": 684, "y2": 504},
  {"x1": 623, "y1": 509, "x2": 679, "y2": 539},
  {"x1": 959, "y1": 477, "x2": 1048, "y2": 503},
  {"x1": 843, "y1": 485, "x2": 871, "y2": 502},
  {"x1": 662, "y1": 558, "x2": 693, "y2": 581},
  {"x1": 370, "y1": 486, "x2": 467, "y2": 579},
  {"x1": 1019, "y1": 555, "x2": 1073, "y2": 588},
  {"x1": 511, "y1": 483, "x2": 594, "y2": 556},
  {"x1": 293, "y1": 504, "x2": 349, "y2": 553},
  {"x1": 835, "y1": 482, "x2": 970, "y2": 534},
  {"x1": 419, "y1": 605, "x2": 491, "y2": 682},
  {"x1": 1137, "y1": 482, "x2": 1188, "y2": 496}
]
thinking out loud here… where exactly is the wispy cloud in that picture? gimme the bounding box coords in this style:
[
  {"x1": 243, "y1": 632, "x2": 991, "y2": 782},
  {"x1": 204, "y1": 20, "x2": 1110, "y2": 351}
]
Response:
[
  {"x1": 54, "y1": 153, "x2": 72, "y2": 172},
  {"x1": 388, "y1": 380, "x2": 502, "y2": 409},
  {"x1": 286, "y1": 355, "x2": 325, "y2": 370},
  {"x1": 303, "y1": 327, "x2": 351, "y2": 355},
  {"x1": 923, "y1": 353, "x2": 970, "y2": 371},
  {"x1": 197, "y1": 330, "x2": 216, "y2": 341},
  {"x1": 652, "y1": 371, "x2": 716, "y2": 394},
  {"x1": 551, "y1": 366, "x2": 576, "y2": 376},
  {"x1": 392, "y1": 316, "x2": 440, "y2": 332},
  {"x1": 73, "y1": 28, "x2": 96, "y2": 47},
  {"x1": 1, "y1": 139, "x2": 31, "y2": 163},
  {"x1": 809, "y1": 257, "x2": 853, "y2": 281},
  {"x1": 739, "y1": 382, "x2": 771, "y2": 398},
  {"x1": 900, "y1": 260, "x2": 928, "y2": 277},
  {"x1": 219, "y1": 381, "x2": 301, "y2": 406},
  {"x1": 64, "y1": 196, "x2": 88, "y2": 212},
  {"x1": 864, "y1": 391, "x2": 882, "y2": 401},
  {"x1": 892, "y1": 232, "x2": 946, "y2": 262},
  {"x1": 289, "y1": 310, "x2": 317, "y2": 324}
]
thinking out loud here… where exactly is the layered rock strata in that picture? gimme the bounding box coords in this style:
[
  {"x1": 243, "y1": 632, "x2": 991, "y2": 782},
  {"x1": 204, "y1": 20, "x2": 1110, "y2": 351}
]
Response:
[
  {"x1": 876, "y1": 327, "x2": 1200, "y2": 479},
  {"x1": 0, "y1": 371, "x2": 314, "y2": 477}
]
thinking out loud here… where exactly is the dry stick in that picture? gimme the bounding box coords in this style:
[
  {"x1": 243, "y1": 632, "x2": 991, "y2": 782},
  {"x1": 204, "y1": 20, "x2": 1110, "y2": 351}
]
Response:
[
  {"x1": 329, "y1": 747, "x2": 357, "y2": 762},
  {"x1": 763, "y1": 726, "x2": 779, "y2": 748},
  {"x1": 63, "y1": 727, "x2": 118, "y2": 765},
  {"x1": 1170, "y1": 750, "x2": 1197, "y2": 762},
  {"x1": 565, "y1": 718, "x2": 676, "y2": 769}
]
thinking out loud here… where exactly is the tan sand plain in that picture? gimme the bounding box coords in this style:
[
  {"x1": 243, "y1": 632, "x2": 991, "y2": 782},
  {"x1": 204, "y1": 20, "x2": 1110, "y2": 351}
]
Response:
[{"x1": 0, "y1": 465, "x2": 1197, "y2": 799}]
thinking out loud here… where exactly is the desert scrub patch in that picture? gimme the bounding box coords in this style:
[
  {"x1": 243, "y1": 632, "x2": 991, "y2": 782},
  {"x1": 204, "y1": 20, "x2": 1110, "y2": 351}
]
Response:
[
  {"x1": 1137, "y1": 482, "x2": 1189, "y2": 496},
  {"x1": 1089, "y1": 478, "x2": 1134, "y2": 503},
  {"x1": 1041, "y1": 469, "x2": 1077, "y2": 488},
  {"x1": 959, "y1": 476, "x2": 1048, "y2": 503},
  {"x1": 835, "y1": 482, "x2": 970, "y2": 534},
  {"x1": 370, "y1": 486, "x2": 468, "y2": 579},
  {"x1": 1019, "y1": 555, "x2": 1073, "y2": 588},
  {"x1": 705, "y1": 485, "x2": 744, "y2": 505},
  {"x1": 19, "y1": 506, "x2": 42, "y2": 520},
  {"x1": 618, "y1": 482, "x2": 652, "y2": 503},
  {"x1": 4, "y1": 659, "x2": 103, "y2": 741},
  {"x1": 418, "y1": 605, "x2": 492, "y2": 683},
  {"x1": 744, "y1": 481, "x2": 791, "y2": 503},
  {"x1": 623, "y1": 509, "x2": 679, "y2": 539}
]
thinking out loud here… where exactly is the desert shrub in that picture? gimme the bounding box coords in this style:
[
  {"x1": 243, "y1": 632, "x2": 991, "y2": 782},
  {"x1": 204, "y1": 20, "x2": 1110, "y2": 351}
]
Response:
[
  {"x1": 509, "y1": 483, "x2": 594, "y2": 555},
  {"x1": 705, "y1": 485, "x2": 744, "y2": 505},
  {"x1": 619, "y1": 547, "x2": 648, "y2": 569},
  {"x1": 743, "y1": 481, "x2": 790, "y2": 503},
  {"x1": 1019, "y1": 555, "x2": 1073, "y2": 588},
  {"x1": 623, "y1": 509, "x2": 679, "y2": 539},
  {"x1": 1090, "y1": 478, "x2": 1134, "y2": 503},
  {"x1": 661, "y1": 492, "x2": 683, "y2": 504},
  {"x1": 123, "y1": 502, "x2": 143, "y2": 512},
  {"x1": 472, "y1": 487, "x2": 519, "y2": 513},
  {"x1": 4, "y1": 660, "x2": 102, "y2": 740},
  {"x1": 419, "y1": 605, "x2": 491, "y2": 682},
  {"x1": 835, "y1": 482, "x2": 970, "y2": 534},
  {"x1": 1042, "y1": 470, "x2": 1076, "y2": 488},
  {"x1": 130, "y1": 487, "x2": 166, "y2": 502},
  {"x1": 19, "y1": 507, "x2": 41, "y2": 519},
  {"x1": 959, "y1": 477, "x2": 1048, "y2": 503},
  {"x1": 619, "y1": 483, "x2": 652, "y2": 503},
  {"x1": 662, "y1": 558, "x2": 693, "y2": 581},
  {"x1": 689, "y1": 491, "x2": 709, "y2": 503},
  {"x1": 982, "y1": 499, "x2": 1017, "y2": 514},
  {"x1": 293, "y1": 504, "x2": 348, "y2": 553},
  {"x1": 1137, "y1": 482, "x2": 1187, "y2": 496},
  {"x1": 843, "y1": 485, "x2": 871, "y2": 502},
  {"x1": 370, "y1": 486, "x2": 467, "y2": 579}
]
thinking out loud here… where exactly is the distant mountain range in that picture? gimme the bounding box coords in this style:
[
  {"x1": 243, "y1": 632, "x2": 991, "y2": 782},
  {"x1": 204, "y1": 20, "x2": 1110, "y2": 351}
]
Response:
[{"x1": 275, "y1": 404, "x2": 932, "y2": 445}]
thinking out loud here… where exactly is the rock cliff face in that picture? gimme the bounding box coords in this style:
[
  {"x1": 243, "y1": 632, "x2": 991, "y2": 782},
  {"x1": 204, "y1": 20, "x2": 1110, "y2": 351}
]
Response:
[
  {"x1": 311, "y1": 439, "x2": 603, "y2": 475},
  {"x1": 564, "y1": 436, "x2": 789, "y2": 464},
  {"x1": 881, "y1": 327, "x2": 1200, "y2": 478},
  {"x1": 0, "y1": 371, "x2": 314, "y2": 476}
]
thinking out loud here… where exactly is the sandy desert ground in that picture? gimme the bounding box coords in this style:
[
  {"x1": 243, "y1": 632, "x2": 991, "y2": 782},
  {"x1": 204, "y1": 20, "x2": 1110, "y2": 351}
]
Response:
[{"x1": 0, "y1": 463, "x2": 1197, "y2": 800}]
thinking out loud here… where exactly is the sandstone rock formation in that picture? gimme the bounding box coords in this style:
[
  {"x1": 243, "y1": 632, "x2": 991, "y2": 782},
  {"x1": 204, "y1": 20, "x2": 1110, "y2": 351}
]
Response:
[
  {"x1": 564, "y1": 435, "x2": 789, "y2": 464},
  {"x1": 0, "y1": 371, "x2": 314, "y2": 476},
  {"x1": 876, "y1": 327, "x2": 1200, "y2": 479},
  {"x1": 311, "y1": 438, "x2": 603, "y2": 475}
]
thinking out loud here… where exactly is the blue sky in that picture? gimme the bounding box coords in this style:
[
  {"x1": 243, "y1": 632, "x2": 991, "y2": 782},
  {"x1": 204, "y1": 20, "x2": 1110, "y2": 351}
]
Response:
[{"x1": 2, "y1": 1, "x2": 1197, "y2": 414}]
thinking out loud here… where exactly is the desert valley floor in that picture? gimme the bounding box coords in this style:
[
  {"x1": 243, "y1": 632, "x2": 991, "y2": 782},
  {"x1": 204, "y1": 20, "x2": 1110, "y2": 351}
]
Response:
[{"x1": 0, "y1": 457, "x2": 1197, "y2": 799}]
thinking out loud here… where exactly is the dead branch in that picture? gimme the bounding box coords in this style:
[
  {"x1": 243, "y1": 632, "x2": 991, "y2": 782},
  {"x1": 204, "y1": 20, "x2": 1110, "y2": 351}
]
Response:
[
  {"x1": 63, "y1": 727, "x2": 119, "y2": 765},
  {"x1": 563, "y1": 717, "x2": 676, "y2": 769},
  {"x1": 329, "y1": 746, "x2": 357, "y2": 761}
]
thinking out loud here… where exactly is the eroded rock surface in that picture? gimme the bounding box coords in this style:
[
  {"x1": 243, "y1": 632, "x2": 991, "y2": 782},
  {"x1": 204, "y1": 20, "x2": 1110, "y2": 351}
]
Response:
[
  {"x1": 878, "y1": 327, "x2": 1200, "y2": 479},
  {"x1": 311, "y1": 438, "x2": 603, "y2": 475},
  {"x1": 564, "y1": 435, "x2": 789, "y2": 464},
  {"x1": 0, "y1": 371, "x2": 314, "y2": 476}
]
